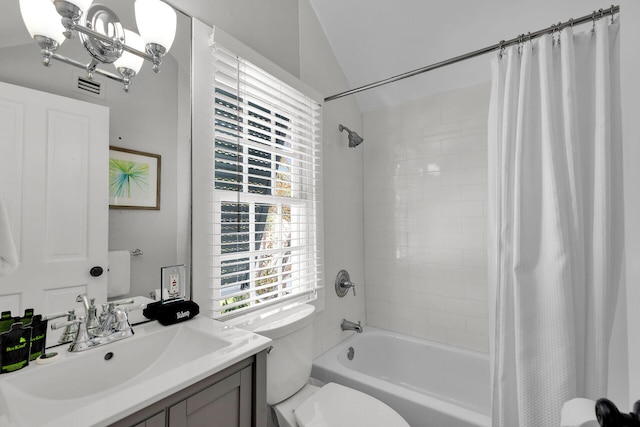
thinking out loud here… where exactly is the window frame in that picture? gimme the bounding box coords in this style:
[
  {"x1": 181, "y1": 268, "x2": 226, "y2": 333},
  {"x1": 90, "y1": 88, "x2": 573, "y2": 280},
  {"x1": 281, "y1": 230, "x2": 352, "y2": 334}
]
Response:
[{"x1": 200, "y1": 37, "x2": 323, "y2": 320}]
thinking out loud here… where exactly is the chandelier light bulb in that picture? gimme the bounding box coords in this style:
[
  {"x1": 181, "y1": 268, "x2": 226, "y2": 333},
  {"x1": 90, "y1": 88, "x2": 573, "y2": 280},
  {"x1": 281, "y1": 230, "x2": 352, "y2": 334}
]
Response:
[
  {"x1": 53, "y1": 0, "x2": 94, "y2": 14},
  {"x1": 135, "y1": 0, "x2": 177, "y2": 52},
  {"x1": 20, "y1": 0, "x2": 66, "y2": 45},
  {"x1": 115, "y1": 30, "x2": 145, "y2": 75}
]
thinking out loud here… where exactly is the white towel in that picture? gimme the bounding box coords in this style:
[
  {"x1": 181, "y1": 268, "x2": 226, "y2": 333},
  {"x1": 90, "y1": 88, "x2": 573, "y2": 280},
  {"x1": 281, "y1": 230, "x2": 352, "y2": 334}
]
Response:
[
  {"x1": 0, "y1": 195, "x2": 18, "y2": 277},
  {"x1": 151, "y1": 288, "x2": 170, "y2": 301},
  {"x1": 107, "y1": 250, "x2": 131, "y2": 297}
]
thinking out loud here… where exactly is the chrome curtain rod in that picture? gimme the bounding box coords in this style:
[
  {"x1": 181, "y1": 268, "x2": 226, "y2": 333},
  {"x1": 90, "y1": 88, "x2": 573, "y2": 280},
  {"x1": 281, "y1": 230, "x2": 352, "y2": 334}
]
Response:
[{"x1": 324, "y1": 5, "x2": 619, "y2": 103}]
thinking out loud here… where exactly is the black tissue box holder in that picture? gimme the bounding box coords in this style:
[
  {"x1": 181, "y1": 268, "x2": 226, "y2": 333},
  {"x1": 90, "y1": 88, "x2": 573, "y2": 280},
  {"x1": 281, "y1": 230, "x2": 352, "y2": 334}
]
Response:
[{"x1": 143, "y1": 300, "x2": 199, "y2": 326}]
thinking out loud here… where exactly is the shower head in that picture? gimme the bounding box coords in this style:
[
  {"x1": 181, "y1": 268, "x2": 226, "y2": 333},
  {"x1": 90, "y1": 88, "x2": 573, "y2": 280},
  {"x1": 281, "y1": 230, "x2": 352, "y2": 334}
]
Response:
[{"x1": 339, "y1": 124, "x2": 364, "y2": 148}]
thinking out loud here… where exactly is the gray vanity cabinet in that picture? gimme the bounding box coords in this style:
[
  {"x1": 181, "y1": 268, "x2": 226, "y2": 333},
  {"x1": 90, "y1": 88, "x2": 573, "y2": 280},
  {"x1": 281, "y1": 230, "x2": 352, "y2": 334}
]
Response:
[
  {"x1": 111, "y1": 351, "x2": 267, "y2": 427},
  {"x1": 131, "y1": 412, "x2": 164, "y2": 427},
  {"x1": 168, "y1": 365, "x2": 252, "y2": 427}
]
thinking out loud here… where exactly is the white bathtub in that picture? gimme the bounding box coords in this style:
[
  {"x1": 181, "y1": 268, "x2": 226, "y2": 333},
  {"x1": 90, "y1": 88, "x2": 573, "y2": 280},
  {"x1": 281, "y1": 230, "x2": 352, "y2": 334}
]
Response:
[{"x1": 311, "y1": 326, "x2": 491, "y2": 427}]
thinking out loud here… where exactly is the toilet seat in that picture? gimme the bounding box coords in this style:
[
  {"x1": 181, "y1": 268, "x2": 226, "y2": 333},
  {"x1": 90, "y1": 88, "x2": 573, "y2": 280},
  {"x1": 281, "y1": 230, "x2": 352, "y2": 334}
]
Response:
[{"x1": 293, "y1": 382, "x2": 409, "y2": 427}]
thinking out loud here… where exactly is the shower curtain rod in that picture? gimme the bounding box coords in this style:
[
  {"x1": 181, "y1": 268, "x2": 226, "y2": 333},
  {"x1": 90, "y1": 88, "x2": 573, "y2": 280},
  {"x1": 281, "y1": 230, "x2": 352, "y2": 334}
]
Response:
[{"x1": 324, "y1": 5, "x2": 619, "y2": 103}]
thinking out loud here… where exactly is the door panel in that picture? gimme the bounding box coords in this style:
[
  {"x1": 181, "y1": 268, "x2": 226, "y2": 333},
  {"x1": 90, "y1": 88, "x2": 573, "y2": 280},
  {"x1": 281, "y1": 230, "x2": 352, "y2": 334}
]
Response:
[
  {"x1": 45, "y1": 110, "x2": 90, "y2": 261},
  {"x1": 0, "y1": 81, "x2": 109, "y2": 346}
]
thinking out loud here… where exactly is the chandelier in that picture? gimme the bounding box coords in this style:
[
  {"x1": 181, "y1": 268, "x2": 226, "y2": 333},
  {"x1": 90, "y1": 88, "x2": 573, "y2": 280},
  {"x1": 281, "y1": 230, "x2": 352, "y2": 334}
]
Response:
[{"x1": 19, "y1": 0, "x2": 177, "y2": 92}]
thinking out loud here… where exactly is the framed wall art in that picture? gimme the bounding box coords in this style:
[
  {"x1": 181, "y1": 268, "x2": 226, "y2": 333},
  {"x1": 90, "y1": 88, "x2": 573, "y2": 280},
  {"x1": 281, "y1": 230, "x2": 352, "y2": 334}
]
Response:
[{"x1": 109, "y1": 146, "x2": 161, "y2": 210}]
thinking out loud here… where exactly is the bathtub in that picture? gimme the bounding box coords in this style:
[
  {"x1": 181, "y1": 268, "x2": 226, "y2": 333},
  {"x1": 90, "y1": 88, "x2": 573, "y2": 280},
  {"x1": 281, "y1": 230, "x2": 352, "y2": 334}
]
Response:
[{"x1": 311, "y1": 326, "x2": 491, "y2": 427}]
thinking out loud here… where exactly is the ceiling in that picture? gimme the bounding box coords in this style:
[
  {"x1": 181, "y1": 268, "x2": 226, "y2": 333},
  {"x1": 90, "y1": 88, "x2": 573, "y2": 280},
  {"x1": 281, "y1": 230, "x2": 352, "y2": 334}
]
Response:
[{"x1": 308, "y1": 0, "x2": 613, "y2": 112}]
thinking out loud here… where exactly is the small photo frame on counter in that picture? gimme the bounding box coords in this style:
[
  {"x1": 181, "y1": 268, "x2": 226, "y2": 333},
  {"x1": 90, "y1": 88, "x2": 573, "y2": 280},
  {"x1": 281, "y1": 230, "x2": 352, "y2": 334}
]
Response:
[{"x1": 109, "y1": 146, "x2": 161, "y2": 210}]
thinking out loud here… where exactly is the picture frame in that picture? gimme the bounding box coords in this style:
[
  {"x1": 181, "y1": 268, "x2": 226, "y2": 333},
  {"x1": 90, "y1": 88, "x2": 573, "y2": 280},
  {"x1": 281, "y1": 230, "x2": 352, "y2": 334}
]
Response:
[{"x1": 109, "y1": 146, "x2": 161, "y2": 210}]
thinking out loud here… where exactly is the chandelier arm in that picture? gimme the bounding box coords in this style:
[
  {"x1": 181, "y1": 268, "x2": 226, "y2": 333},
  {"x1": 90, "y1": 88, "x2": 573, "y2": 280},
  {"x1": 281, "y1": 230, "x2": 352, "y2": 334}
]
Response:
[
  {"x1": 70, "y1": 23, "x2": 155, "y2": 62},
  {"x1": 51, "y1": 53, "x2": 125, "y2": 84},
  {"x1": 121, "y1": 43, "x2": 154, "y2": 62}
]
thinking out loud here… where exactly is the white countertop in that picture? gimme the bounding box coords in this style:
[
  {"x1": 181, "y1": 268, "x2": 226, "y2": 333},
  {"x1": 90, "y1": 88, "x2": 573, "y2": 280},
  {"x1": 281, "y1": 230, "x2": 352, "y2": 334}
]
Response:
[{"x1": 0, "y1": 315, "x2": 271, "y2": 427}]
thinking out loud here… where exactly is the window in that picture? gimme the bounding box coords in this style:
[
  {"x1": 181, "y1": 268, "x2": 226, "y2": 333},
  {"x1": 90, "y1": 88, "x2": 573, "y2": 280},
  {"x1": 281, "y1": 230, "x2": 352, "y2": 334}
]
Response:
[{"x1": 208, "y1": 42, "x2": 323, "y2": 318}]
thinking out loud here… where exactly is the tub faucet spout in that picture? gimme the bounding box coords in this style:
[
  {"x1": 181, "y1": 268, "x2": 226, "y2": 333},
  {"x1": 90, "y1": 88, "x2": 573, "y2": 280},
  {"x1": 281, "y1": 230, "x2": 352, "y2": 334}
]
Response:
[{"x1": 341, "y1": 319, "x2": 363, "y2": 333}]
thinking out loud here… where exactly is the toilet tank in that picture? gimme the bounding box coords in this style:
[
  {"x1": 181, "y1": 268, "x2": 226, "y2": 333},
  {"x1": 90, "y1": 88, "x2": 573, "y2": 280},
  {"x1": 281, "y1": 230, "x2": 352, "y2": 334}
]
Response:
[{"x1": 231, "y1": 303, "x2": 316, "y2": 405}]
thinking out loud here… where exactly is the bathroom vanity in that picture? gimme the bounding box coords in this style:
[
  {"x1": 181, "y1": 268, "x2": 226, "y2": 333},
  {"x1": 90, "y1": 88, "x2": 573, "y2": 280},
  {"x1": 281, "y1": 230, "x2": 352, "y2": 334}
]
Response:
[
  {"x1": 112, "y1": 350, "x2": 266, "y2": 427},
  {"x1": 0, "y1": 317, "x2": 271, "y2": 427}
]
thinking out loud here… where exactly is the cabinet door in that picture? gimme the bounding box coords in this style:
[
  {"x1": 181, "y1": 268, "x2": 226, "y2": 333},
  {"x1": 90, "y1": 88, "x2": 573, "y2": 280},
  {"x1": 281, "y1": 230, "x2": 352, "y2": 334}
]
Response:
[
  {"x1": 132, "y1": 411, "x2": 165, "y2": 427},
  {"x1": 168, "y1": 366, "x2": 252, "y2": 427}
]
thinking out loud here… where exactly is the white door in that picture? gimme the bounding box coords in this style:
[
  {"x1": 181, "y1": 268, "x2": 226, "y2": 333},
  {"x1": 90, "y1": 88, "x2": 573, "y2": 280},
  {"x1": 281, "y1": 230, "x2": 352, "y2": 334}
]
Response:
[{"x1": 0, "y1": 81, "x2": 109, "y2": 346}]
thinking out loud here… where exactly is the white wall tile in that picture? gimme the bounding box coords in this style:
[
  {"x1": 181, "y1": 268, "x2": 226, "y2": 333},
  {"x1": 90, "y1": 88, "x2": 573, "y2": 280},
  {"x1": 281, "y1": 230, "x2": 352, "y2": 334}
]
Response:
[
  {"x1": 447, "y1": 328, "x2": 489, "y2": 353},
  {"x1": 461, "y1": 150, "x2": 488, "y2": 169},
  {"x1": 466, "y1": 316, "x2": 490, "y2": 336},
  {"x1": 465, "y1": 283, "x2": 489, "y2": 302},
  {"x1": 427, "y1": 309, "x2": 467, "y2": 331},
  {"x1": 423, "y1": 122, "x2": 461, "y2": 142},
  {"x1": 442, "y1": 134, "x2": 487, "y2": 154},
  {"x1": 364, "y1": 83, "x2": 490, "y2": 353}
]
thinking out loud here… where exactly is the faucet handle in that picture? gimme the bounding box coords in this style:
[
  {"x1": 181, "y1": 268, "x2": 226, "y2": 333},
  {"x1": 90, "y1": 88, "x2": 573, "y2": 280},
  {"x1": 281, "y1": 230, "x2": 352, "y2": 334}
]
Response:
[
  {"x1": 341, "y1": 280, "x2": 356, "y2": 296},
  {"x1": 51, "y1": 315, "x2": 91, "y2": 346},
  {"x1": 50, "y1": 310, "x2": 79, "y2": 344},
  {"x1": 43, "y1": 309, "x2": 75, "y2": 321},
  {"x1": 50, "y1": 314, "x2": 83, "y2": 331},
  {"x1": 336, "y1": 270, "x2": 357, "y2": 297},
  {"x1": 86, "y1": 301, "x2": 100, "y2": 332},
  {"x1": 112, "y1": 307, "x2": 132, "y2": 333}
]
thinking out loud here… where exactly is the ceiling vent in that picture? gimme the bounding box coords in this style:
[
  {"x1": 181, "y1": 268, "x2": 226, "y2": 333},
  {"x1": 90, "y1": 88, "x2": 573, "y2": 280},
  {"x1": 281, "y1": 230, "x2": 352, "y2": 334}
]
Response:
[{"x1": 72, "y1": 70, "x2": 105, "y2": 100}]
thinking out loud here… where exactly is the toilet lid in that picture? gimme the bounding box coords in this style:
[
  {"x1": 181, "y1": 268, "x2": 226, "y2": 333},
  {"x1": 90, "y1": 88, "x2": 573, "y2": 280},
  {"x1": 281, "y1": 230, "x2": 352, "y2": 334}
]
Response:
[{"x1": 294, "y1": 382, "x2": 409, "y2": 427}]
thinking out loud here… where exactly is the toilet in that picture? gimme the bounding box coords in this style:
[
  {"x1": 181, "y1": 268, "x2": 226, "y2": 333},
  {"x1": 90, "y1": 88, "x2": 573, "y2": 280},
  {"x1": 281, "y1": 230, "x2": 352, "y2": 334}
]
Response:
[
  {"x1": 560, "y1": 399, "x2": 599, "y2": 427},
  {"x1": 229, "y1": 303, "x2": 409, "y2": 427}
]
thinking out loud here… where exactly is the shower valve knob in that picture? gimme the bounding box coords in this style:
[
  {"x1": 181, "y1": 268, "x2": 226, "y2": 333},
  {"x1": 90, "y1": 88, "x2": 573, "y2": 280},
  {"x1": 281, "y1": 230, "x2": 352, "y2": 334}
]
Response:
[
  {"x1": 340, "y1": 280, "x2": 356, "y2": 296},
  {"x1": 344, "y1": 281, "x2": 356, "y2": 296},
  {"x1": 335, "y1": 270, "x2": 356, "y2": 298}
]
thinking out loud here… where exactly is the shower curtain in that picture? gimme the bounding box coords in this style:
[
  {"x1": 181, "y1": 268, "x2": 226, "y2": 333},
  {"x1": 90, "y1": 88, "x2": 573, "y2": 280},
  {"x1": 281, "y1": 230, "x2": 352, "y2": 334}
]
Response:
[{"x1": 487, "y1": 18, "x2": 623, "y2": 427}]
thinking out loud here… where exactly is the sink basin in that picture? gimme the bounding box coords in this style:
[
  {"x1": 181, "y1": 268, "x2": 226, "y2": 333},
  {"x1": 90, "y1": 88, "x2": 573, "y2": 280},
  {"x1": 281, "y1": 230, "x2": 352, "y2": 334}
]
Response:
[
  {"x1": 7, "y1": 323, "x2": 230, "y2": 401},
  {"x1": 0, "y1": 316, "x2": 271, "y2": 427}
]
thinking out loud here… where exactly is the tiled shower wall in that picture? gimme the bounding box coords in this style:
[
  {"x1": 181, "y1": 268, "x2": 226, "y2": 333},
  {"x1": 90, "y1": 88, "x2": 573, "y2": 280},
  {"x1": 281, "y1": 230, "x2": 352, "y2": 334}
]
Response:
[{"x1": 363, "y1": 83, "x2": 491, "y2": 353}]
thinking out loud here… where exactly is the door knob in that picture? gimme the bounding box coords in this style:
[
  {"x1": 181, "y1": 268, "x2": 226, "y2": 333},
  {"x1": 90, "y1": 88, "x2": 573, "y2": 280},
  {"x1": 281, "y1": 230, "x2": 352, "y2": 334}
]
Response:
[{"x1": 89, "y1": 266, "x2": 104, "y2": 277}]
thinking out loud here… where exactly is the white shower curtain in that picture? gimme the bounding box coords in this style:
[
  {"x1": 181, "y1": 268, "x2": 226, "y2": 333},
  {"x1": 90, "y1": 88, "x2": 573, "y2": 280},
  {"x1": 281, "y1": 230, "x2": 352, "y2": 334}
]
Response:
[{"x1": 488, "y1": 18, "x2": 623, "y2": 427}]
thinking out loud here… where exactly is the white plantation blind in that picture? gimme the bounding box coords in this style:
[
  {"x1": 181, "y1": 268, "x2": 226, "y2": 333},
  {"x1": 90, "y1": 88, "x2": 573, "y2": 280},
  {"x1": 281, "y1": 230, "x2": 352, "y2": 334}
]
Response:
[{"x1": 209, "y1": 40, "x2": 323, "y2": 318}]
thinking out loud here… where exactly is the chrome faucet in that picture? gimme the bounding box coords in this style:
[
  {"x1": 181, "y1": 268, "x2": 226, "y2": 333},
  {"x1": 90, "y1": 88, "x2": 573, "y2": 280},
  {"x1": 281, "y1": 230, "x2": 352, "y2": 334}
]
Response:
[
  {"x1": 77, "y1": 294, "x2": 100, "y2": 333},
  {"x1": 51, "y1": 294, "x2": 134, "y2": 352},
  {"x1": 341, "y1": 319, "x2": 363, "y2": 333},
  {"x1": 43, "y1": 310, "x2": 78, "y2": 344}
]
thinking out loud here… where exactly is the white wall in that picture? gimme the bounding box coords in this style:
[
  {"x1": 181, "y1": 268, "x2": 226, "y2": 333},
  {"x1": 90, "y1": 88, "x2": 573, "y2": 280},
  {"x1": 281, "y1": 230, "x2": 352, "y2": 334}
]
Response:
[
  {"x1": 363, "y1": 83, "x2": 490, "y2": 352},
  {"x1": 619, "y1": 0, "x2": 640, "y2": 408},
  {"x1": 299, "y1": 0, "x2": 366, "y2": 357},
  {"x1": 168, "y1": 0, "x2": 301, "y2": 78}
]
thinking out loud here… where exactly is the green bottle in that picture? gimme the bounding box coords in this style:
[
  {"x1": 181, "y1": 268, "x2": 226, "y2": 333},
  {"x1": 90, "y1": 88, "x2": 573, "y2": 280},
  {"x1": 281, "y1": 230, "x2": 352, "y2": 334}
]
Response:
[
  {"x1": 0, "y1": 322, "x2": 32, "y2": 373},
  {"x1": 0, "y1": 312, "x2": 14, "y2": 334},
  {"x1": 20, "y1": 308, "x2": 34, "y2": 326},
  {"x1": 28, "y1": 315, "x2": 47, "y2": 361}
]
